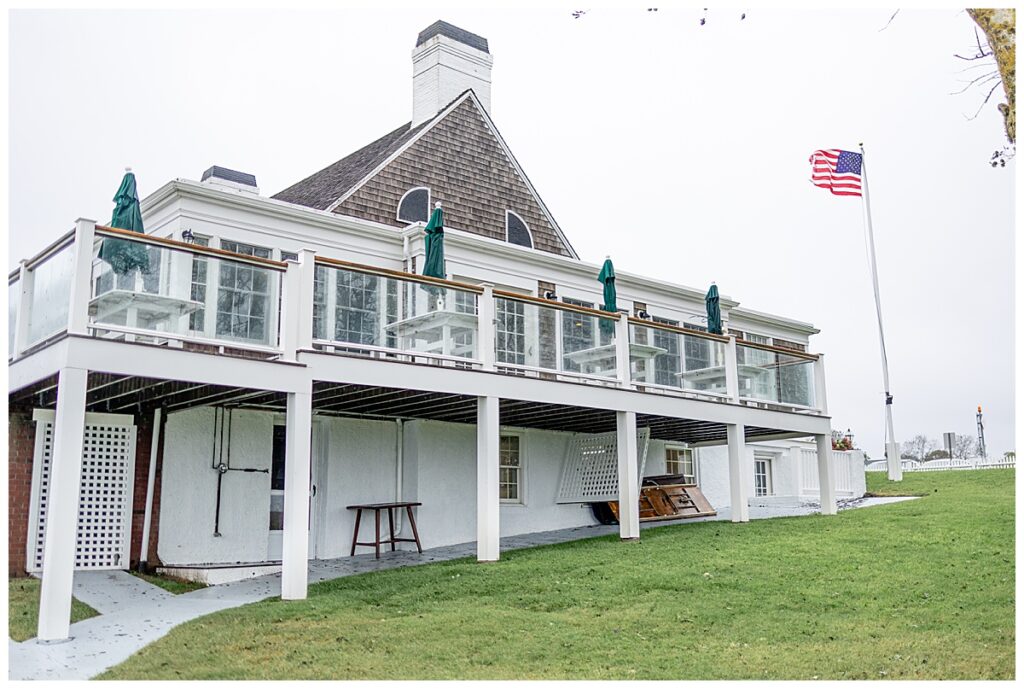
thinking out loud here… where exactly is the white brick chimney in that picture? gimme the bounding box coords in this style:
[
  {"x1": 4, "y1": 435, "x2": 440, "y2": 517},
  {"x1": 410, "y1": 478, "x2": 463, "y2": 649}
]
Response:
[{"x1": 412, "y1": 21, "x2": 493, "y2": 128}]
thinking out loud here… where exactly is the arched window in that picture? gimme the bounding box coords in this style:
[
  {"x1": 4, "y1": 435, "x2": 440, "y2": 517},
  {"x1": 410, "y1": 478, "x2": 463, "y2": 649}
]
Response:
[
  {"x1": 506, "y1": 210, "x2": 533, "y2": 248},
  {"x1": 397, "y1": 187, "x2": 430, "y2": 223}
]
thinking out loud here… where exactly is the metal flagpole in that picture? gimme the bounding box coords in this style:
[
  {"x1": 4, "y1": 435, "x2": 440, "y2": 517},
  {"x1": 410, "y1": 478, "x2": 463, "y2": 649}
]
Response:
[{"x1": 859, "y1": 143, "x2": 902, "y2": 481}]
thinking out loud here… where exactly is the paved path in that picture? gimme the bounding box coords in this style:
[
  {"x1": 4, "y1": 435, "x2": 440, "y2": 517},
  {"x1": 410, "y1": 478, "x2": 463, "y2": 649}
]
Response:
[{"x1": 8, "y1": 496, "x2": 916, "y2": 680}]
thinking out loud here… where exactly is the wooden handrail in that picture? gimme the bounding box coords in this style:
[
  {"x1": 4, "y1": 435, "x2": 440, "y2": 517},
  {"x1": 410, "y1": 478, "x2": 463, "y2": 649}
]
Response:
[
  {"x1": 315, "y1": 255, "x2": 485, "y2": 293},
  {"x1": 626, "y1": 316, "x2": 731, "y2": 344},
  {"x1": 493, "y1": 289, "x2": 621, "y2": 320},
  {"x1": 95, "y1": 225, "x2": 288, "y2": 269},
  {"x1": 735, "y1": 339, "x2": 819, "y2": 361}
]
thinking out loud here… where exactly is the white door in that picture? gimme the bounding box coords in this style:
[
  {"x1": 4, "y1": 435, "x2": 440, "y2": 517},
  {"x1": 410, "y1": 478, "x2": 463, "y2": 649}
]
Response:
[
  {"x1": 28, "y1": 410, "x2": 137, "y2": 572},
  {"x1": 267, "y1": 423, "x2": 320, "y2": 561}
]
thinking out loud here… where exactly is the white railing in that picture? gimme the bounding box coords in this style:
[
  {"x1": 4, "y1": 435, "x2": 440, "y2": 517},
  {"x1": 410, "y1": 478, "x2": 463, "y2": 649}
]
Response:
[
  {"x1": 9, "y1": 220, "x2": 830, "y2": 416},
  {"x1": 865, "y1": 457, "x2": 1015, "y2": 472}
]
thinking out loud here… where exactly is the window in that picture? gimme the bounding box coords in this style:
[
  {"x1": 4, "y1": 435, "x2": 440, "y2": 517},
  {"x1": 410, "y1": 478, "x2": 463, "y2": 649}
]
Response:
[
  {"x1": 754, "y1": 456, "x2": 773, "y2": 497},
  {"x1": 280, "y1": 250, "x2": 298, "y2": 262},
  {"x1": 312, "y1": 265, "x2": 328, "y2": 340},
  {"x1": 188, "y1": 235, "x2": 211, "y2": 332},
  {"x1": 562, "y1": 297, "x2": 595, "y2": 371},
  {"x1": 496, "y1": 298, "x2": 526, "y2": 365},
  {"x1": 270, "y1": 425, "x2": 286, "y2": 530},
  {"x1": 216, "y1": 240, "x2": 272, "y2": 342},
  {"x1": 500, "y1": 434, "x2": 523, "y2": 503},
  {"x1": 652, "y1": 316, "x2": 680, "y2": 386},
  {"x1": 397, "y1": 187, "x2": 430, "y2": 224},
  {"x1": 333, "y1": 270, "x2": 380, "y2": 345},
  {"x1": 773, "y1": 338, "x2": 807, "y2": 353},
  {"x1": 682, "y1": 322, "x2": 712, "y2": 371},
  {"x1": 666, "y1": 446, "x2": 696, "y2": 484},
  {"x1": 505, "y1": 211, "x2": 533, "y2": 248}
]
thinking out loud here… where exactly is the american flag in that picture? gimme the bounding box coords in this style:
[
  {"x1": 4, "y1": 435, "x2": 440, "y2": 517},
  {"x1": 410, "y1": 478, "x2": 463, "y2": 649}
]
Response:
[{"x1": 809, "y1": 149, "x2": 863, "y2": 197}]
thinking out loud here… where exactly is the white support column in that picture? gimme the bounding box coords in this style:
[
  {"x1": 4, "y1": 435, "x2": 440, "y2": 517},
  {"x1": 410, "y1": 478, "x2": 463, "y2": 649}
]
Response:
[
  {"x1": 478, "y1": 284, "x2": 495, "y2": 371},
  {"x1": 37, "y1": 367, "x2": 88, "y2": 641},
  {"x1": 725, "y1": 336, "x2": 740, "y2": 402},
  {"x1": 726, "y1": 423, "x2": 749, "y2": 523},
  {"x1": 616, "y1": 410, "x2": 640, "y2": 540},
  {"x1": 138, "y1": 407, "x2": 162, "y2": 570},
  {"x1": 476, "y1": 395, "x2": 500, "y2": 561},
  {"x1": 282, "y1": 249, "x2": 316, "y2": 360},
  {"x1": 615, "y1": 313, "x2": 632, "y2": 389},
  {"x1": 67, "y1": 219, "x2": 96, "y2": 336},
  {"x1": 813, "y1": 353, "x2": 829, "y2": 415},
  {"x1": 815, "y1": 434, "x2": 838, "y2": 515},
  {"x1": 13, "y1": 260, "x2": 33, "y2": 358},
  {"x1": 281, "y1": 381, "x2": 313, "y2": 600}
]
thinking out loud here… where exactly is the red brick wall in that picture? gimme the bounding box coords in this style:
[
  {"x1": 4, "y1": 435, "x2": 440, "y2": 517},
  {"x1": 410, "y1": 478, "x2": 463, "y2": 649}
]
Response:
[
  {"x1": 9, "y1": 405, "x2": 36, "y2": 577},
  {"x1": 7, "y1": 405, "x2": 166, "y2": 575}
]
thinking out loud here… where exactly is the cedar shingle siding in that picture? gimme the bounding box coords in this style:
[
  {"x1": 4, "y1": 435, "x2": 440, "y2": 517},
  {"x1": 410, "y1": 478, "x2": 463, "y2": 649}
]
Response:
[{"x1": 273, "y1": 96, "x2": 573, "y2": 257}]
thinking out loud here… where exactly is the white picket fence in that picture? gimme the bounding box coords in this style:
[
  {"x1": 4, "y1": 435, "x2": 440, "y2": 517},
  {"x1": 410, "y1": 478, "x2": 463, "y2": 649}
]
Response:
[{"x1": 865, "y1": 456, "x2": 1015, "y2": 473}]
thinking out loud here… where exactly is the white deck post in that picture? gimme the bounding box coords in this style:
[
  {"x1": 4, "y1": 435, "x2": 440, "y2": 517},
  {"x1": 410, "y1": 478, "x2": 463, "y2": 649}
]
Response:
[
  {"x1": 37, "y1": 366, "x2": 88, "y2": 641},
  {"x1": 615, "y1": 313, "x2": 632, "y2": 389},
  {"x1": 281, "y1": 381, "x2": 313, "y2": 600},
  {"x1": 13, "y1": 260, "x2": 33, "y2": 358},
  {"x1": 725, "y1": 335, "x2": 740, "y2": 402},
  {"x1": 67, "y1": 218, "x2": 96, "y2": 336},
  {"x1": 616, "y1": 410, "x2": 640, "y2": 540},
  {"x1": 478, "y1": 284, "x2": 495, "y2": 371},
  {"x1": 476, "y1": 395, "x2": 500, "y2": 561},
  {"x1": 815, "y1": 434, "x2": 838, "y2": 515},
  {"x1": 283, "y1": 249, "x2": 316, "y2": 360},
  {"x1": 726, "y1": 423, "x2": 749, "y2": 523},
  {"x1": 813, "y1": 353, "x2": 829, "y2": 415}
]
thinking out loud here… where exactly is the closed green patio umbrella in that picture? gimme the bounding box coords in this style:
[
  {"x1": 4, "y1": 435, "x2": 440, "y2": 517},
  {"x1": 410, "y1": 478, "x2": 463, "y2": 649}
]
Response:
[
  {"x1": 421, "y1": 203, "x2": 445, "y2": 279},
  {"x1": 97, "y1": 168, "x2": 150, "y2": 275},
  {"x1": 598, "y1": 256, "x2": 617, "y2": 337},
  {"x1": 705, "y1": 283, "x2": 723, "y2": 335}
]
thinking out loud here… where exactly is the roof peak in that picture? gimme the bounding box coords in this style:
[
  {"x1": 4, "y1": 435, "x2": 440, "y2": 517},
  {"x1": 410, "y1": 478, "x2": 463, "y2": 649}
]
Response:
[{"x1": 416, "y1": 20, "x2": 489, "y2": 54}]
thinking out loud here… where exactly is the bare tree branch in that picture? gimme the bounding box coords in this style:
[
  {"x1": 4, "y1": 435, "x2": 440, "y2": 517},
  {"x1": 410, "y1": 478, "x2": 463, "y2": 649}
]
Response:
[
  {"x1": 949, "y1": 70, "x2": 1000, "y2": 95},
  {"x1": 965, "y1": 81, "x2": 1004, "y2": 121},
  {"x1": 879, "y1": 9, "x2": 900, "y2": 32}
]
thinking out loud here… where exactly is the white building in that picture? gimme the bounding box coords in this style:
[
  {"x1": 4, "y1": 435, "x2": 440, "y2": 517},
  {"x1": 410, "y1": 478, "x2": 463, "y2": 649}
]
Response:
[{"x1": 7, "y1": 20, "x2": 862, "y2": 642}]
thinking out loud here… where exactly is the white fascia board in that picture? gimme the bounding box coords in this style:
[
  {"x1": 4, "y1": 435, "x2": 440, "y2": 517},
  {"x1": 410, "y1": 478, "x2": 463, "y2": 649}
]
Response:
[
  {"x1": 728, "y1": 307, "x2": 820, "y2": 336},
  {"x1": 142, "y1": 179, "x2": 404, "y2": 243},
  {"x1": 63, "y1": 336, "x2": 309, "y2": 394},
  {"x1": 8, "y1": 338, "x2": 68, "y2": 394},
  {"x1": 300, "y1": 351, "x2": 832, "y2": 437}
]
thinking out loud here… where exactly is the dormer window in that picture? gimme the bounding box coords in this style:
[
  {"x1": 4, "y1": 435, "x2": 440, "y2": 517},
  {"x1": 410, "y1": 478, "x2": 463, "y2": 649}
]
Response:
[
  {"x1": 398, "y1": 187, "x2": 430, "y2": 223},
  {"x1": 505, "y1": 210, "x2": 533, "y2": 248}
]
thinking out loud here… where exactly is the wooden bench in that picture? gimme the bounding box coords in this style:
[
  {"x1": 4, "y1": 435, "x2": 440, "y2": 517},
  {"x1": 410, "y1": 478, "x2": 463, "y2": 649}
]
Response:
[{"x1": 346, "y1": 501, "x2": 423, "y2": 559}]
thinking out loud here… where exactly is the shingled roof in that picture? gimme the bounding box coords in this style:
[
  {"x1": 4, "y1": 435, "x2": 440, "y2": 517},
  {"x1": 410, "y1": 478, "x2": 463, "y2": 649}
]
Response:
[
  {"x1": 272, "y1": 121, "x2": 429, "y2": 211},
  {"x1": 271, "y1": 91, "x2": 576, "y2": 258}
]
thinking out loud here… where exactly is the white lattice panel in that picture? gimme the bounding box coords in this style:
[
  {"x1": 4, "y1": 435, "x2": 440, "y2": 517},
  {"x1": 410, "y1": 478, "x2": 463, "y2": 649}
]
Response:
[
  {"x1": 29, "y1": 411, "x2": 137, "y2": 572},
  {"x1": 556, "y1": 428, "x2": 650, "y2": 504}
]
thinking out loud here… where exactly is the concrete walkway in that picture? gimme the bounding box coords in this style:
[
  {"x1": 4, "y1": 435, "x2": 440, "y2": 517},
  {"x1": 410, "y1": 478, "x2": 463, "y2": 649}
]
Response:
[{"x1": 8, "y1": 496, "x2": 916, "y2": 680}]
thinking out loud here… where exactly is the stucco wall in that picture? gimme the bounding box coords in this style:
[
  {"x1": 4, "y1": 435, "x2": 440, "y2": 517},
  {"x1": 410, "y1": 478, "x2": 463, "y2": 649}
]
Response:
[{"x1": 157, "y1": 407, "x2": 272, "y2": 565}]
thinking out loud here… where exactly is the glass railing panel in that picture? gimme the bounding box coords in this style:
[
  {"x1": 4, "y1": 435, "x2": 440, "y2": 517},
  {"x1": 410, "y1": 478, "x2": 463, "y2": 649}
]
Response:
[
  {"x1": 736, "y1": 343, "x2": 816, "y2": 407},
  {"x1": 496, "y1": 296, "x2": 619, "y2": 379},
  {"x1": 9, "y1": 276, "x2": 19, "y2": 357},
  {"x1": 26, "y1": 242, "x2": 74, "y2": 346},
  {"x1": 629, "y1": 323, "x2": 727, "y2": 394},
  {"x1": 90, "y1": 234, "x2": 282, "y2": 348},
  {"x1": 314, "y1": 264, "x2": 480, "y2": 360}
]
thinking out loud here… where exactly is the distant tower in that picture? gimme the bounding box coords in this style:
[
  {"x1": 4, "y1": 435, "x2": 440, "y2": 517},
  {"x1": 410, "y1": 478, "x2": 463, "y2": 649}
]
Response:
[{"x1": 976, "y1": 405, "x2": 987, "y2": 459}]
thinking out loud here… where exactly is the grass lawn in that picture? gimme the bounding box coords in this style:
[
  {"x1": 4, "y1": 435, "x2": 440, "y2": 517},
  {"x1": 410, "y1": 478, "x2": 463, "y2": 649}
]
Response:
[
  {"x1": 102, "y1": 470, "x2": 1014, "y2": 680},
  {"x1": 9, "y1": 577, "x2": 99, "y2": 642},
  {"x1": 129, "y1": 571, "x2": 207, "y2": 595}
]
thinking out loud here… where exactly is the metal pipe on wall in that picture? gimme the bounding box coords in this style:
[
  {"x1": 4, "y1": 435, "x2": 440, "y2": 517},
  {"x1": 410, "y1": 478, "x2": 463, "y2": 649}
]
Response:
[{"x1": 395, "y1": 418, "x2": 404, "y2": 535}]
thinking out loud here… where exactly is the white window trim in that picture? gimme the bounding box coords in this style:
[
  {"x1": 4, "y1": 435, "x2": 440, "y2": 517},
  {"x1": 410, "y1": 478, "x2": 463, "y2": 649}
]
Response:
[
  {"x1": 504, "y1": 210, "x2": 534, "y2": 249},
  {"x1": 499, "y1": 429, "x2": 527, "y2": 506},
  {"x1": 664, "y1": 444, "x2": 698, "y2": 484},
  {"x1": 754, "y1": 453, "x2": 775, "y2": 497},
  {"x1": 397, "y1": 186, "x2": 431, "y2": 223}
]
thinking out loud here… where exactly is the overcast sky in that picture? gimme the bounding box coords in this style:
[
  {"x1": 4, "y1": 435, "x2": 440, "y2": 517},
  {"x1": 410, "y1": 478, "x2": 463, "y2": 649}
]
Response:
[{"x1": 7, "y1": 7, "x2": 1016, "y2": 457}]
